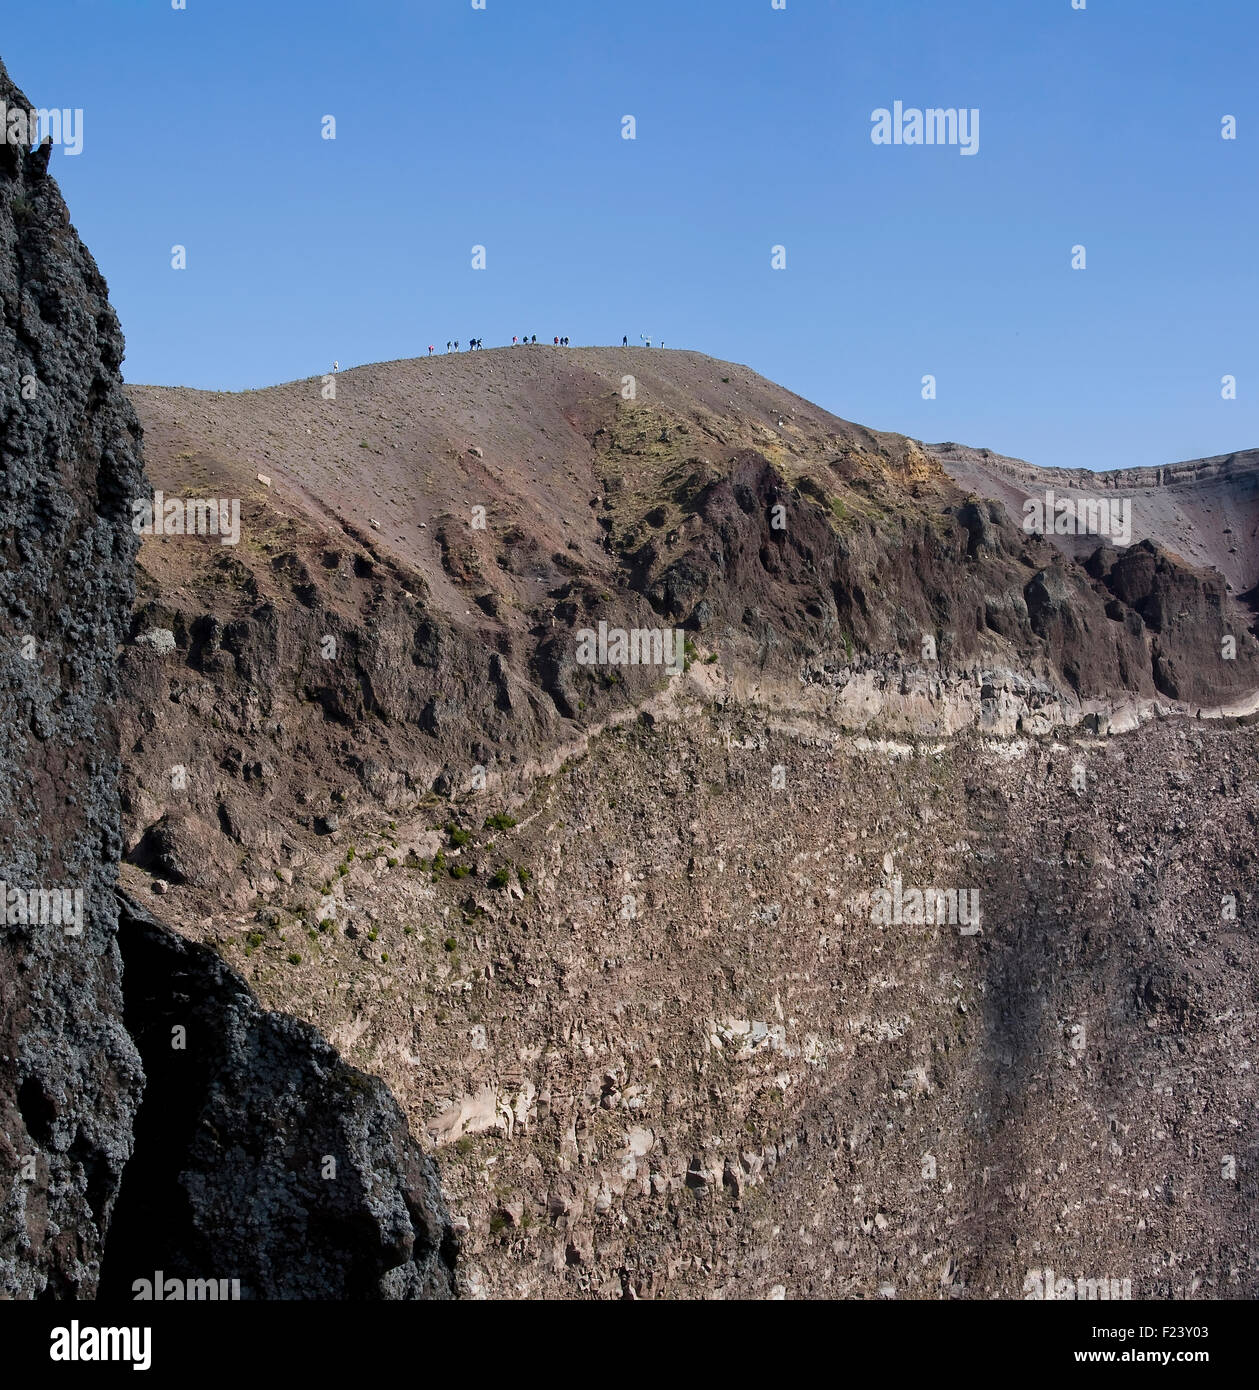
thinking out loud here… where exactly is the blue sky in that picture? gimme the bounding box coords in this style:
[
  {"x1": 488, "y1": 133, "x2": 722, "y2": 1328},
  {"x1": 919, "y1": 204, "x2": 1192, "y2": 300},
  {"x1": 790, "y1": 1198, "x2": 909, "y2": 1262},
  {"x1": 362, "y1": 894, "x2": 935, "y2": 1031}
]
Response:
[{"x1": 6, "y1": 0, "x2": 1256, "y2": 469}]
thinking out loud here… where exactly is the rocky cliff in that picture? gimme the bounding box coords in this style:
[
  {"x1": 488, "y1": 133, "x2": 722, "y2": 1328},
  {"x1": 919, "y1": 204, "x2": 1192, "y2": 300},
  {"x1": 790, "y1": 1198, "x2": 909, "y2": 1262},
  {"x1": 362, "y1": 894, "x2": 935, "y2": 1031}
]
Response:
[
  {"x1": 114, "y1": 344, "x2": 1259, "y2": 1298},
  {"x1": 932, "y1": 440, "x2": 1259, "y2": 599},
  {"x1": 0, "y1": 55, "x2": 145, "y2": 1297}
]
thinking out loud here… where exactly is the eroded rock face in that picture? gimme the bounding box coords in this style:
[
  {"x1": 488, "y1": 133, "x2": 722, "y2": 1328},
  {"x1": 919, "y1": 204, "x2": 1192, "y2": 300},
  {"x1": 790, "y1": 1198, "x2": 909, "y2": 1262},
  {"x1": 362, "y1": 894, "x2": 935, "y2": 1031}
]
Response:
[
  {"x1": 931, "y1": 440, "x2": 1259, "y2": 598},
  {"x1": 0, "y1": 56, "x2": 146, "y2": 1298},
  {"x1": 116, "y1": 684, "x2": 1259, "y2": 1301},
  {"x1": 100, "y1": 895, "x2": 456, "y2": 1300},
  {"x1": 106, "y1": 341, "x2": 1259, "y2": 1300}
]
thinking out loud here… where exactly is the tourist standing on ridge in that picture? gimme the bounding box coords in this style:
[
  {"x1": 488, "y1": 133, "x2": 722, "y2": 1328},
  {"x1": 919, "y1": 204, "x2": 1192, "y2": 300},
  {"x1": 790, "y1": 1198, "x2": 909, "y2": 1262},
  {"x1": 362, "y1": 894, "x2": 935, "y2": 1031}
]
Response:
[
  {"x1": 622, "y1": 335, "x2": 628, "y2": 346},
  {"x1": 512, "y1": 335, "x2": 517, "y2": 345},
  {"x1": 428, "y1": 345, "x2": 434, "y2": 355}
]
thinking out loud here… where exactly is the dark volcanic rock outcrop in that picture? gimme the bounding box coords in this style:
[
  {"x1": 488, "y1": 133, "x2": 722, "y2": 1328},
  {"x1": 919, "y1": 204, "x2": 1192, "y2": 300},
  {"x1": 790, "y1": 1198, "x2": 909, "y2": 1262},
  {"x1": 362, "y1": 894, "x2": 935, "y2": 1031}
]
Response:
[
  {"x1": 0, "y1": 56, "x2": 145, "y2": 1298},
  {"x1": 100, "y1": 895, "x2": 456, "y2": 1300}
]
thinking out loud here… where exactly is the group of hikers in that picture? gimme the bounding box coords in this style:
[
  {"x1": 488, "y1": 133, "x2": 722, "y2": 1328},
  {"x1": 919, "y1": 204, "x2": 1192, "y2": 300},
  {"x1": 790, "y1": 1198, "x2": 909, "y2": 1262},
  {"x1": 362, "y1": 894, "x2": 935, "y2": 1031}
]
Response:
[{"x1": 422, "y1": 334, "x2": 663, "y2": 354}]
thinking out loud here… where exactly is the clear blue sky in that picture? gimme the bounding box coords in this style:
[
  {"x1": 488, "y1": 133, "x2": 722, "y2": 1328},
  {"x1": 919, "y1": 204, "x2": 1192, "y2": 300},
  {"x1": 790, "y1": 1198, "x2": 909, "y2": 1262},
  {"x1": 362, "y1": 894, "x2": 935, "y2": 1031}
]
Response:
[{"x1": 6, "y1": 0, "x2": 1256, "y2": 469}]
